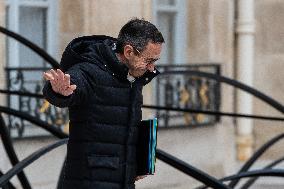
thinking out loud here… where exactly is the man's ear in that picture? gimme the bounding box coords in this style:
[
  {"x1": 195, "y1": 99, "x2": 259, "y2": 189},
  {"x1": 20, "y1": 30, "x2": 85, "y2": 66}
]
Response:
[{"x1": 123, "y1": 45, "x2": 134, "y2": 59}]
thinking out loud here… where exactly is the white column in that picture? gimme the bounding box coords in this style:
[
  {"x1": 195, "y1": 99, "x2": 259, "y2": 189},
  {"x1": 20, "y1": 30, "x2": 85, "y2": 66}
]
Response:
[
  {"x1": 47, "y1": 0, "x2": 59, "y2": 59},
  {"x1": 8, "y1": 0, "x2": 20, "y2": 68},
  {"x1": 236, "y1": 0, "x2": 255, "y2": 161}
]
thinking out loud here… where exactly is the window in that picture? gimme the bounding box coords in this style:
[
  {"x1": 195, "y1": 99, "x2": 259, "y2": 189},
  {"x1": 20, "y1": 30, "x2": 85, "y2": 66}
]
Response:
[
  {"x1": 5, "y1": 0, "x2": 58, "y2": 68},
  {"x1": 153, "y1": 0, "x2": 187, "y2": 64},
  {"x1": 5, "y1": 0, "x2": 59, "y2": 138}
]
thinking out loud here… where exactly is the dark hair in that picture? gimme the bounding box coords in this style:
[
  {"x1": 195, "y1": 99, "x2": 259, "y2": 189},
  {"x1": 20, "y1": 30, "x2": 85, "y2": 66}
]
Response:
[{"x1": 116, "y1": 18, "x2": 165, "y2": 54}]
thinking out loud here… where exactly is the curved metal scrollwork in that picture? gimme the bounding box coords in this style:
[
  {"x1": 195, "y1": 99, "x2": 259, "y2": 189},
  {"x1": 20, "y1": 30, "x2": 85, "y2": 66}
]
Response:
[
  {"x1": 6, "y1": 67, "x2": 69, "y2": 138},
  {"x1": 1, "y1": 26, "x2": 284, "y2": 189},
  {"x1": 156, "y1": 65, "x2": 221, "y2": 128}
]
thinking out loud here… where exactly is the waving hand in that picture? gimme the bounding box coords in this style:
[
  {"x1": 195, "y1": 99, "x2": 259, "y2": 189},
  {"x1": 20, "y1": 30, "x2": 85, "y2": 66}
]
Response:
[{"x1": 43, "y1": 69, "x2": 77, "y2": 96}]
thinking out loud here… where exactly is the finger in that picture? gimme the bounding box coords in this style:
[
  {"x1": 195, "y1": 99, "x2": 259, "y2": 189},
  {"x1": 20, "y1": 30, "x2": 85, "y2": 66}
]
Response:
[
  {"x1": 55, "y1": 70, "x2": 66, "y2": 90},
  {"x1": 50, "y1": 69, "x2": 59, "y2": 81},
  {"x1": 49, "y1": 76, "x2": 62, "y2": 92},
  {"x1": 57, "y1": 69, "x2": 65, "y2": 82},
  {"x1": 43, "y1": 72, "x2": 54, "y2": 81},
  {"x1": 64, "y1": 85, "x2": 77, "y2": 96},
  {"x1": 64, "y1": 74, "x2": 71, "y2": 87},
  {"x1": 69, "y1": 84, "x2": 77, "y2": 91},
  {"x1": 44, "y1": 73, "x2": 58, "y2": 91},
  {"x1": 62, "y1": 90, "x2": 73, "y2": 96},
  {"x1": 45, "y1": 71, "x2": 55, "y2": 79}
]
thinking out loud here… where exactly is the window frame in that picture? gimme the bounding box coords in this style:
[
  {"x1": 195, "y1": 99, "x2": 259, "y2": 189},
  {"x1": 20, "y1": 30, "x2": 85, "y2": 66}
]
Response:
[
  {"x1": 153, "y1": 0, "x2": 187, "y2": 64},
  {"x1": 5, "y1": 0, "x2": 58, "y2": 68},
  {"x1": 4, "y1": 0, "x2": 59, "y2": 138}
]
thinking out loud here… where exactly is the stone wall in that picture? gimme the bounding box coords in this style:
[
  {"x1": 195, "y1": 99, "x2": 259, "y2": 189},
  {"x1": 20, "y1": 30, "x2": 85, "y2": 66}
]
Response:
[
  {"x1": 253, "y1": 0, "x2": 284, "y2": 159},
  {"x1": 3, "y1": 0, "x2": 284, "y2": 188},
  {"x1": 58, "y1": 0, "x2": 151, "y2": 57},
  {"x1": 58, "y1": 0, "x2": 87, "y2": 57},
  {"x1": 186, "y1": 0, "x2": 236, "y2": 174}
]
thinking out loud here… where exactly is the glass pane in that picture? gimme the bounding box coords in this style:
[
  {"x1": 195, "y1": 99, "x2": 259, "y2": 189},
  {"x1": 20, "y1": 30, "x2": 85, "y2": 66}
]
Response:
[
  {"x1": 5, "y1": 6, "x2": 9, "y2": 28},
  {"x1": 158, "y1": 0, "x2": 176, "y2": 6},
  {"x1": 157, "y1": 12, "x2": 175, "y2": 64},
  {"x1": 19, "y1": 6, "x2": 47, "y2": 68}
]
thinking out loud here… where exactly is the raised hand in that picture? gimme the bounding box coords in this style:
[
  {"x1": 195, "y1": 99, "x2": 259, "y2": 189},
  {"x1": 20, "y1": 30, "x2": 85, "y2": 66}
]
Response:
[{"x1": 43, "y1": 69, "x2": 77, "y2": 96}]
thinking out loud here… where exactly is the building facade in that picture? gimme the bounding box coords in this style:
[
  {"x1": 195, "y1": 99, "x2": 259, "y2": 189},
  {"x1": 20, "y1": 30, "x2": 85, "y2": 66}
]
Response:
[{"x1": 0, "y1": 0, "x2": 283, "y2": 188}]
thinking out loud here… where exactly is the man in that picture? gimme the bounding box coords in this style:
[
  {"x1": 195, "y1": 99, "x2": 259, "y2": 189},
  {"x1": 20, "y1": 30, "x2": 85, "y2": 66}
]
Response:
[{"x1": 43, "y1": 18, "x2": 164, "y2": 189}]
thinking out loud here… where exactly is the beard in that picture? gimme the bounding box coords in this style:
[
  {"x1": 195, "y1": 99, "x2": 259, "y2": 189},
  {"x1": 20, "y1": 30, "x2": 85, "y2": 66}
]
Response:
[{"x1": 124, "y1": 60, "x2": 147, "y2": 77}]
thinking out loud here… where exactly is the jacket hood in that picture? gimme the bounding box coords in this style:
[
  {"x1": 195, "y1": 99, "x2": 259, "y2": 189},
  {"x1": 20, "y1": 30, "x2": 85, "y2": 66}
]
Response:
[
  {"x1": 59, "y1": 35, "x2": 159, "y2": 85},
  {"x1": 59, "y1": 35, "x2": 116, "y2": 72}
]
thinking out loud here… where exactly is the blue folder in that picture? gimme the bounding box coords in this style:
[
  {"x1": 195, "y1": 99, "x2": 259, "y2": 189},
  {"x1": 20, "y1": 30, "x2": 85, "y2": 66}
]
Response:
[{"x1": 136, "y1": 118, "x2": 158, "y2": 175}]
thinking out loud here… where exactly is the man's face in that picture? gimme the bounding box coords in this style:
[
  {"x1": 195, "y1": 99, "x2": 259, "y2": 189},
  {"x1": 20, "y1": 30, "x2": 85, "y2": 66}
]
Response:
[{"x1": 125, "y1": 42, "x2": 162, "y2": 77}]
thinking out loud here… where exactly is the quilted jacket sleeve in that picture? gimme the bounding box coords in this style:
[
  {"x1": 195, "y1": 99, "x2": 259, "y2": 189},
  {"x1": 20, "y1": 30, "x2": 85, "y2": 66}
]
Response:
[{"x1": 42, "y1": 64, "x2": 89, "y2": 108}]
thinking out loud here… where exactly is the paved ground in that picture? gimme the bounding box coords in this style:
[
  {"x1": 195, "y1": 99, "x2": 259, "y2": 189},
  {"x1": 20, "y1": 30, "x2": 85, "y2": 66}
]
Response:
[
  {"x1": 243, "y1": 187, "x2": 280, "y2": 189},
  {"x1": 2, "y1": 128, "x2": 283, "y2": 189}
]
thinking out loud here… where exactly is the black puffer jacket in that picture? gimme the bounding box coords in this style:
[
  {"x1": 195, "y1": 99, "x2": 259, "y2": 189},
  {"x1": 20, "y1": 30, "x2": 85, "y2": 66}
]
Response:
[{"x1": 42, "y1": 35, "x2": 159, "y2": 189}]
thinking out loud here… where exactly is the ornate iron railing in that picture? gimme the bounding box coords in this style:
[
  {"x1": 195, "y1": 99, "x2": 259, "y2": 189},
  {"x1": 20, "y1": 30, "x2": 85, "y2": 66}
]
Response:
[
  {"x1": 1, "y1": 26, "x2": 284, "y2": 189},
  {"x1": 5, "y1": 64, "x2": 221, "y2": 136},
  {"x1": 5, "y1": 67, "x2": 69, "y2": 138},
  {"x1": 155, "y1": 64, "x2": 221, "y2": 128}
]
